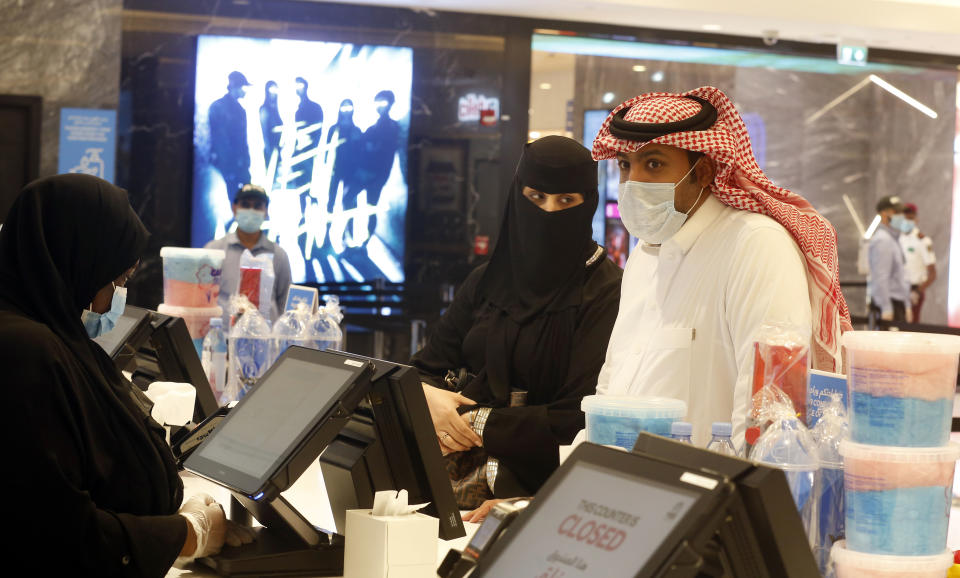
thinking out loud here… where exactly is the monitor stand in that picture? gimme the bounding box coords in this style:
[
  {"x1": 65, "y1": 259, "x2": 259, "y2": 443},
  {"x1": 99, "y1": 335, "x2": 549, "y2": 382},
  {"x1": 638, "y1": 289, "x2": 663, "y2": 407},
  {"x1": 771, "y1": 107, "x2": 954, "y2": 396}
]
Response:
[{"x1": 198, "y1": 492, "x2": 344, "y2": 577}]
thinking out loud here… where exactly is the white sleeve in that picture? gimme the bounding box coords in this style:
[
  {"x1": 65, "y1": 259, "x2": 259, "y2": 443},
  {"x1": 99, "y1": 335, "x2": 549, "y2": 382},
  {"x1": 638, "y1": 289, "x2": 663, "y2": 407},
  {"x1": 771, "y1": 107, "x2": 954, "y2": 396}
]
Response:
[
  {"x1": 724, "y1": 225, "x2": 812, "y2": 447},
  {"x1": 923, "y1": 237, "x2": 936, "y2": 266}
]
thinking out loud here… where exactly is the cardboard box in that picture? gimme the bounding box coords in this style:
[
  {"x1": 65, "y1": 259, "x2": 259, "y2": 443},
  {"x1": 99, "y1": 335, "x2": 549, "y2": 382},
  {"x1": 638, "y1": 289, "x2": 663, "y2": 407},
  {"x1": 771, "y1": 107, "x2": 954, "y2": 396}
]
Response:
[{"x1": 343, "y1": 509, "x2": 439, "y2": 578}]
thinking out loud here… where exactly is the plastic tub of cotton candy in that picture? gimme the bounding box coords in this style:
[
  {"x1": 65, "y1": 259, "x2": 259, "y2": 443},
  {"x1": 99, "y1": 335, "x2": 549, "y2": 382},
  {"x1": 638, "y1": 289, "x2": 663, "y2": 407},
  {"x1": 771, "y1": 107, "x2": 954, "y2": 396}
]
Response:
[
  {"x1": 829, "y1": 540, "x2": 953, "y2": 578},
  {"x1": 840, "y1": 441, "x2": 960, "y2": 556},
  {"x1": 843, "y1": 331, "x2": 960, "y2": 447}
]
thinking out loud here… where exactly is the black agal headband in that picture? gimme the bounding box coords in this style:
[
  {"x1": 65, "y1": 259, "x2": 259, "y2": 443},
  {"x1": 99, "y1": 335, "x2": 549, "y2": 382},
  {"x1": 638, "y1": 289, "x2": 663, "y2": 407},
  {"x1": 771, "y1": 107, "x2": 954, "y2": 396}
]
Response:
[{"x1": 609, "y1": 95, "x2": 718, "y2": 141}]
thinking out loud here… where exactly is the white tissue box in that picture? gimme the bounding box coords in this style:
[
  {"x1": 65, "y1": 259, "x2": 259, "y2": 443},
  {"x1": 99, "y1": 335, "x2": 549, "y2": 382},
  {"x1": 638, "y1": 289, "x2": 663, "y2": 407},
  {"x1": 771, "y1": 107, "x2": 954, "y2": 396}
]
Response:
[{"x1": 343, "y1": 509, "x2": 439, "y2": 578}]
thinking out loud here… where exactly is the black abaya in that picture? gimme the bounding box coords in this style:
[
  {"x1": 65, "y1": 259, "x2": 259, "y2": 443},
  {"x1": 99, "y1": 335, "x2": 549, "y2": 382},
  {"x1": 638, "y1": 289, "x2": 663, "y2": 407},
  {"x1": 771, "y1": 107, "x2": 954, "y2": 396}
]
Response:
[
  {"x1": 0, "y1": 175, "x2": 186, "y2": 577},
  {"x1": 412, "y1": 136, "x2": 623, "y2": 497}
]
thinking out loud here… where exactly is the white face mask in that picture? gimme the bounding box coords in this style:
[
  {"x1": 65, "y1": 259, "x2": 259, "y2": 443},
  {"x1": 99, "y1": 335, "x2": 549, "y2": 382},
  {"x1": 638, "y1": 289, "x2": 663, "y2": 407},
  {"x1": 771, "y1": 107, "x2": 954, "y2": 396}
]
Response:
[{"x1": 617, "y1": 159, "x2": 705, "y2": 245}]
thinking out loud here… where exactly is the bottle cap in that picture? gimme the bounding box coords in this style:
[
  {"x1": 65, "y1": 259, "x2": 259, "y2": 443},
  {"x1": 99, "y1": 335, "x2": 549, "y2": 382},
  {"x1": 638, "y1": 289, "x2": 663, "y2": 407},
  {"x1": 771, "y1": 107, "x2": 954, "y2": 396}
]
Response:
[
  {"x1": 712, "y1": 422, "x2": 733, "y2": 437},
  {"x1": 671, "y1": 421, "x2": 692, "y2": 437}
]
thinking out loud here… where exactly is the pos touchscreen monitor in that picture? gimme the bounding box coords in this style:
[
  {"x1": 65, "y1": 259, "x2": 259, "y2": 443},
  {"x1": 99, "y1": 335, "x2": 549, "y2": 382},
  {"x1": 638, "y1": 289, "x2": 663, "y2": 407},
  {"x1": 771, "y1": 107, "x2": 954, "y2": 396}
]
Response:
[
  {"x1": 319, "y1": 359, "x2": 466, "y2": 540},
  {"x1": 184, "y1": 346, "x2": 375, "y2": 501}
]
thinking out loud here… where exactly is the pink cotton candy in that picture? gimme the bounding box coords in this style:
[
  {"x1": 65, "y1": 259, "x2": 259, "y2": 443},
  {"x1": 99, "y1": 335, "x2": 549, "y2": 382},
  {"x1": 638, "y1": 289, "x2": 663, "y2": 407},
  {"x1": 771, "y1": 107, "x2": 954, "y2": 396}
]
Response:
[
  {"x1": 844, "y1": 457, "x2": 956, "y2": 492},
  {"x1": 848, "y1": 349, "x2": 957, "y2": 401},
  {"x1": 162, "y1": 278, "x2": 221, "y2": 308}
]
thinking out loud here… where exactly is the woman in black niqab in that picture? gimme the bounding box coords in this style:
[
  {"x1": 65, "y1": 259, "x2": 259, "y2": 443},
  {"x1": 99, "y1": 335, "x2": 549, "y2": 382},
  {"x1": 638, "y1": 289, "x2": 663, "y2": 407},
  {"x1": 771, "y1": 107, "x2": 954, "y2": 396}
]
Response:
[
  {"x1": 0, "y1": 174, "x2": 188, "y2": 576},
  {"x1": 412, "y1": 136, "x2": 623, "y2": 508}
]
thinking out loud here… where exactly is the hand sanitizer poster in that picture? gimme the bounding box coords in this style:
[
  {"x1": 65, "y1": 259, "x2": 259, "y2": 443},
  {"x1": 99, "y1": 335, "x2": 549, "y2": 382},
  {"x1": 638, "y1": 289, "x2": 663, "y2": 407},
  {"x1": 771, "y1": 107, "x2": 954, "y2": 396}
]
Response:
[{"x1": 58, "y1": 108, "x2": 117, "y2": 183}]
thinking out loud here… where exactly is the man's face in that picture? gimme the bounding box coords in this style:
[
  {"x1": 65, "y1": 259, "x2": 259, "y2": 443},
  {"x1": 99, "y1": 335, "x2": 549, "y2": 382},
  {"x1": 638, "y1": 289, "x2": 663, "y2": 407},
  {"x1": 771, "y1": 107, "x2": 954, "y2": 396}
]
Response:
[
  {"x1": 616, "y1": 143, "x2": 714, "y2": 214},
  {"x1": 296, "y1": 83, "x2": 306, "y2": 98},
  {"x1": 232, "y1": 197, "x2": 267, "y2": 218},
  {"x1": 375, "y1": 99, "x2": 391, "y2": 116},
  {"x1": 905, "y1": 211, "x2": 917, "y2": 223}
]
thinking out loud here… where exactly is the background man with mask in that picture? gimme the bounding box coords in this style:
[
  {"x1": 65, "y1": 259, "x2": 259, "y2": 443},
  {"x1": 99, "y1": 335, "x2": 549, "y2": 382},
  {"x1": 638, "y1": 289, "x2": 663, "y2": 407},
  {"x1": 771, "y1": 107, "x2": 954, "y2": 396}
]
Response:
[
  {"x1": 868, "y1": 195, "x2": 912, "y2": 326},
  {"x1": 590, "y1": 87, "x2": 850, "y2": 447},
  {"x1": 899, "y1": 202, "x2": 936, "y2": 323},
  {"x1": 206, "y1": 184, "x2": 292, "y2": 322}
]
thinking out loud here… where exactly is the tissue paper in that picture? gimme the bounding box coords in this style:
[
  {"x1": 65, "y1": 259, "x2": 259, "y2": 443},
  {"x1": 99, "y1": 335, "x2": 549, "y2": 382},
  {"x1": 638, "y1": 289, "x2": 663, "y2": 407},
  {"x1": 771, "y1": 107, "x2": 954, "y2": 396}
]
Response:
[
  {"x1": 372, "y1": 490, "x2": 429, "y2": 517},
  {"x1": 145, "y1": 381, "x2": 196, "y2": 427}
]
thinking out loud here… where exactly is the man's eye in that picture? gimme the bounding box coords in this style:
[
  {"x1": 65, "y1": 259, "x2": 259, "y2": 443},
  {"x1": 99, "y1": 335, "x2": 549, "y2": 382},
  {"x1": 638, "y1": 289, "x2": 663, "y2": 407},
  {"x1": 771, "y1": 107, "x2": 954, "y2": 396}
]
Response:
[
  {"x1": 617, "y1": 160, "x2": 630, "y2": 171},
  {"x1": 645, "y1": 159, "x2": 663, "y2": 170}
]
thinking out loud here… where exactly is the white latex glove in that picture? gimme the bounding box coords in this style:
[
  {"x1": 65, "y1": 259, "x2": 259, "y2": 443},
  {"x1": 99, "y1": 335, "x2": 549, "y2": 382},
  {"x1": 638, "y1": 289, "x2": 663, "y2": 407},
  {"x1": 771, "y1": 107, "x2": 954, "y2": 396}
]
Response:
[
  {"x1": 178, "y1": 494, "x2": 226, "y2": 560},
  {"x1": 225, "y1": 520, "x2": 257, "y2": 548}
]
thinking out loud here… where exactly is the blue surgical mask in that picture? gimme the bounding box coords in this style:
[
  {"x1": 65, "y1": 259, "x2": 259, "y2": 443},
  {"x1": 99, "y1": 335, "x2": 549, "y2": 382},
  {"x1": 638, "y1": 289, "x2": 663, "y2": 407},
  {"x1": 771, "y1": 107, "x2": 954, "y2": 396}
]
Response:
[
  {"x1": 236, "y1": 208, "x2": 266, "y2": 233},
  {"x1": 617, "y1": 159, "x2": 704, "y2": 245},
  {"x1": 889, "y1": 214, "x2": 906, "y2": 234},
  {"x1": 81, "y1": 285, "x2": 127, "y2": 338},
  {"x1": 899, "y1": 218, "x2": 916, "y2": 234}
]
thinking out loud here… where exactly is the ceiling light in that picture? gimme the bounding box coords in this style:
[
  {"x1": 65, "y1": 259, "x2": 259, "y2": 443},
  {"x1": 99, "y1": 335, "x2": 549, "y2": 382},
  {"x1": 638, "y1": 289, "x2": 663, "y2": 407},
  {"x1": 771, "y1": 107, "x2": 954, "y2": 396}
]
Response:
[
  {"x1": 539, "y1": 82, "x2": 552, "y2": 90},
  {"x1": 632, "y1": 64, "x2": 647, "y2": 72},
  {"x1": 529, "y1": 131, "x2": 542, "y2": 139},
  {"x1": 602, "y1": 92, "x2": 616, "y2": 104},
  {"x1": 868, "y1": 74, "x2": 938, "y2": 119},
  {"x1": 651, "y1": 71, "x2": 665, "y2": 82},
  {"x1": 702, "y1": 24, "x2": 723, "y2": 31}
]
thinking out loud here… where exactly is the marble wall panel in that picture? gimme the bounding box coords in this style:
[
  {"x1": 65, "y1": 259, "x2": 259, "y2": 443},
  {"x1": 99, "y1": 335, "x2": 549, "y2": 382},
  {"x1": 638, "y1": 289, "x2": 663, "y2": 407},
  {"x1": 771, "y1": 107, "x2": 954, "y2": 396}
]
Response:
[{"x1": 0, "y1": 0, "x2": 122, "y2": 177}]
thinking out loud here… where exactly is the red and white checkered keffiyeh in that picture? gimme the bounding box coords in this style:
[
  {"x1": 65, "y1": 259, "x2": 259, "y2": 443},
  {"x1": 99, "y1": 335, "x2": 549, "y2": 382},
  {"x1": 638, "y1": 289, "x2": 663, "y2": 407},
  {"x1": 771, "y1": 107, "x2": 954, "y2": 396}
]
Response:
[{"x1": 593, "y1": 86, "x2": 851, "y2": 371}]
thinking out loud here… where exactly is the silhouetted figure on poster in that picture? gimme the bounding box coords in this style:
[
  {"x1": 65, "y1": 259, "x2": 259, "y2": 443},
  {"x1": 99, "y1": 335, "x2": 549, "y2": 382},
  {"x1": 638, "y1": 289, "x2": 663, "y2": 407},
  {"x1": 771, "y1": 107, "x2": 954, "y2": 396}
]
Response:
[
  {"x1": 355, "y1": 90, "x2": 400, "y2": 243},
  {"x1": 325, "y1": 99, "x2": 363, "y2": 214},
  {"x1": 293, "y1": 77, "x2": 324, "y2": 192},
  {"x1": 208, "y1": 71, "x2": 252, "y2": 200},
  {"x1": 260, "y1": 80, "x2": 282, "y2": 171}
]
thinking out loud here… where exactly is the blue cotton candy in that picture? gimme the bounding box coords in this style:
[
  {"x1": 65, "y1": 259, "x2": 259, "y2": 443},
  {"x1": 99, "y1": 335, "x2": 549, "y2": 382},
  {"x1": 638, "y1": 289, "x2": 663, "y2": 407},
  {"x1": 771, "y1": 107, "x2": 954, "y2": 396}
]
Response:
[
  {"x1": 585, "y1": 415, "x2": 676, "y2": 450},
  {"x1": 845, "y1": 486, "x2": 950, "y2": 555},
  {"x1": 850, "y1": 392, "x2": 952, "y2": 446}
]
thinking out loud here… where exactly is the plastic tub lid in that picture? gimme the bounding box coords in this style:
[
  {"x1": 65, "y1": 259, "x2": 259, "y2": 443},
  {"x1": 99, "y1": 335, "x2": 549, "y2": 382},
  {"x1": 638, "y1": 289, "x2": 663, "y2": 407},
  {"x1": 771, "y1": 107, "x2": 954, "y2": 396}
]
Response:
[
  {"x1": 581, "y1": 395, "x2": 687, "y2": 418},
  {"x1": 160, "y1": 247, "x2": 226, "y2": 260},
  {"x1": 830, "y1": 540, "x2": 953, "y2": 572},
  {"x1": 842, "y1": 330, "x2": 960, "y2": 355},
  {"x1": 157, "y1": 304, "x2": 223, "y2": 317},
  {"x1": 839, "y1": 440, "x2": 960, "y2": 463}
]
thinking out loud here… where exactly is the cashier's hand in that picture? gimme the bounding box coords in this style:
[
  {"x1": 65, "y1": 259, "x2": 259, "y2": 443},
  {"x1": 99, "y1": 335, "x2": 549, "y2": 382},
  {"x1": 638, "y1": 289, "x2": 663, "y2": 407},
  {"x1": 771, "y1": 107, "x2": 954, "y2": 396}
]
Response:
[
  {"x1": 881, "y1": 311, "x2": 894, "y2": 322},
  {"x1": 463, "y1": 499, "x2": 504, "y2": 524},
  {"x1": 225, "y1": 520, "x2": 257, "y2": 548},
  {"x1": 178, "y1": 494, "x2": 226, "y2": 559},
  {"x1": 422, "y1": 383, "x2": 482, "y2": 453},
  {"x1": 906, "y1": 308, "x2": 914, "y2": 324}
]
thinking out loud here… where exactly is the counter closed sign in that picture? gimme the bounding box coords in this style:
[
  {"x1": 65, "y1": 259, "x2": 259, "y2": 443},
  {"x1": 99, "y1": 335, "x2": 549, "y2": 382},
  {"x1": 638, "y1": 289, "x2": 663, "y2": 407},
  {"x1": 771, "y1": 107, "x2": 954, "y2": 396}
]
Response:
[{"x1": 481, "y1": 462, "x2": 697, "y2": 576}]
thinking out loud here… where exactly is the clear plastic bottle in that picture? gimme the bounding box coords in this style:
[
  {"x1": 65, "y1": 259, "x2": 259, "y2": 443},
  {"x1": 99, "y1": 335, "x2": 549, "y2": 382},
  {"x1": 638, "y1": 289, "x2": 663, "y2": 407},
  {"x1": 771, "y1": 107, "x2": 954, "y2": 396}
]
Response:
[
  {"x1": 225, "y1": 305, "x2": 272, "y2": 403},
  {"x1": 670, "y1": 421, "x2": 693, "y2": 444},
  {"x1": 810, "y1": 393, "x2": 848, "y2": 575},
  {"x1": 706, "y1": 422, "x2": 739, "y2": 457},
  {"x1": 271, "y1": 304, "x2": 309, "y2": 364},
  {"x1": 200, "y1": 317, "x2": 227, "y2": 402},
  {"x1": 309, "y1": 295, "x2": 344, "y2": 351}
]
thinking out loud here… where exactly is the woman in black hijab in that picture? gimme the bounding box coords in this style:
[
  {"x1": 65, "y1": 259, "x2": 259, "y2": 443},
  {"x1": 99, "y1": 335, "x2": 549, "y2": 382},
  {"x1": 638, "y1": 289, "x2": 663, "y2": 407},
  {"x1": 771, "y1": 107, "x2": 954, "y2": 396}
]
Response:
[
  {"x1": 412, "y1": 136, "x2": 622, "y2": 515},
  {"x1": 0, "y1": 175, "x2": 229, "y2": 576}
]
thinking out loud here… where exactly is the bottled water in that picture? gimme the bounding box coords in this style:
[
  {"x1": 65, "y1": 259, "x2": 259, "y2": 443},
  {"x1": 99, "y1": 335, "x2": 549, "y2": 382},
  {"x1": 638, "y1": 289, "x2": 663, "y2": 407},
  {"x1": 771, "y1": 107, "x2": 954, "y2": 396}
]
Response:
[
  {"x1": 705, "y1": 422, "x2": 738, "y2": 457},
  {"x1": 309, "y1": 295, "x2": 344, "y2": 351},
  {"x1": 200, "y1": 317, "x2": 227, "y2": 402},
  {"x1": 271, "y1": 304, "x2": 310, "y2": 363},
  {"x1": 670, "y1": 421, "x2": 693, "y2": 444},
  {"x1": 225, "y1": 305, "x2": 271, "y2": 403}
]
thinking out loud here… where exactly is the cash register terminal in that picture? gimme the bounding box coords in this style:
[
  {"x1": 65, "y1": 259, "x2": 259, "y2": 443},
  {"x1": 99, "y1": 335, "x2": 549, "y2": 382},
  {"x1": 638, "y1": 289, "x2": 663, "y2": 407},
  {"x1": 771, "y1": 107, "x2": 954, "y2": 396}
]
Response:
[
  {"x1": 467, "y1": 436, "x2": 818, "y2": 578},
  {"x1": 184, "y1": 347, "x2": 466, "y2": 576}
]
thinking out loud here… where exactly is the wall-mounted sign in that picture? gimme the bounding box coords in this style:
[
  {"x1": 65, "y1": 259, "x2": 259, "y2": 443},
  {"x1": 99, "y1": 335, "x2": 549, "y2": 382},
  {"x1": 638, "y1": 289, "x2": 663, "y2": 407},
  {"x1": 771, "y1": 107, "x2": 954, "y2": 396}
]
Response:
[
  {"x1": 458, "y1": 93, "x2": 500, "y2": 124},
  {"x1": 58, "y1": 108, "x2": 116, "y2": 182},
  {"x1": 837, "y1": 43, "x2": 868, "y2": 67}
]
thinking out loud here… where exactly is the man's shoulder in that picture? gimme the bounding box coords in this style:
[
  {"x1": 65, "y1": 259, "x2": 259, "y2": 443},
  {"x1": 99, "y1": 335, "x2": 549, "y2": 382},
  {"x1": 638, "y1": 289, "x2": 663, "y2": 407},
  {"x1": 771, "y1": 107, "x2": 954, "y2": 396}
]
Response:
[
  {"x1": 714, "y1": 206, "x2": 794, "y2": 246},
  {"x1": 205, "y1": 236, "x2": 231, "y2": 250}
]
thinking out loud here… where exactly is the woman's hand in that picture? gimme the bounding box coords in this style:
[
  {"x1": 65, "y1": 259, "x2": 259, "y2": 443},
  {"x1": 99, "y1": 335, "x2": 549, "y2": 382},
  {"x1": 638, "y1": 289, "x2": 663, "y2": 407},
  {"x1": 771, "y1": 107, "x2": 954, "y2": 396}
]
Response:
[
  {"x1": 462, "y1": 499, "x2": 504, "y2": 523},
  {"x1": 422, "y1": 383, "x2": 482, "y2": 452}
]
